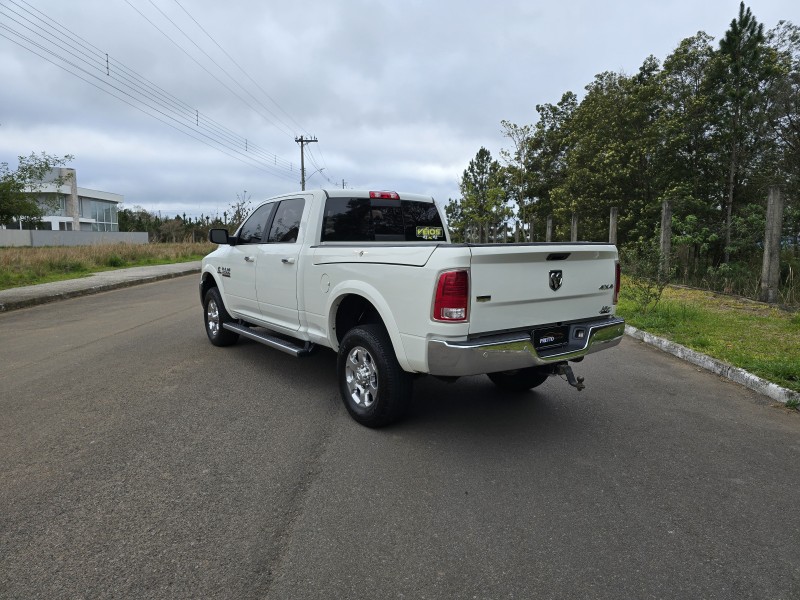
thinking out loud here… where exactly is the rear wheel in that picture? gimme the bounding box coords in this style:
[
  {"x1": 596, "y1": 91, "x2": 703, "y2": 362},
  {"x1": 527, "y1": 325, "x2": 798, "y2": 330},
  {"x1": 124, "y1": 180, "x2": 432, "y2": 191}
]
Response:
[
  {"x1": 487, "y1": 367, "x2": 549, "y2": 392},
  {"x1": 338, "y1": 324, "x2": 412, "y2": 427},
  {"x1": 204, "y1": 288, "x2": 239, "y2": 347}
]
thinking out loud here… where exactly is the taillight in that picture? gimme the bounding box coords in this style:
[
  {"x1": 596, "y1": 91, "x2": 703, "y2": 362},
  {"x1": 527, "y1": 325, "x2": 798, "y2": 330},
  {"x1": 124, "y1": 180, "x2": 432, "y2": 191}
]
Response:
[
  {"x1": 433, "y1": 270, "x2": 469, "y2": 322},
  {"x1": 613, "y1": 260, "x2": 620, "y2": 305}
]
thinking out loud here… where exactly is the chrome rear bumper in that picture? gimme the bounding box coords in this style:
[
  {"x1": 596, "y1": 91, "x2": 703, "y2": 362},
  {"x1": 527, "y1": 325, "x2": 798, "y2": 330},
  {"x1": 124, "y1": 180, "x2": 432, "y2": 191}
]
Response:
[{"x1": 426, "y1": 317, "x2": 625, "y2": 377}]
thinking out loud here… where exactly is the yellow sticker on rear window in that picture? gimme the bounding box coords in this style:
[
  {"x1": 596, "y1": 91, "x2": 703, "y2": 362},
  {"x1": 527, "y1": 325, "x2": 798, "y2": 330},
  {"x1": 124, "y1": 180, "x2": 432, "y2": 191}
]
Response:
[{"x1": 416, "y1": 226, "x2": 443, "y2": 240}]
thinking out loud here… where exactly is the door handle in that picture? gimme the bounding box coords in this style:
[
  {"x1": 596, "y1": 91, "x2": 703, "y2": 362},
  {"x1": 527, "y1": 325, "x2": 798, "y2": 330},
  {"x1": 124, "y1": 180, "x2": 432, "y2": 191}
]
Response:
[
  {"x1": 281, "y1": 257, "x2": 296, "y2": 265},
  {"x1": 244, "y1": 256, "x2": 254, "y2": 263}
]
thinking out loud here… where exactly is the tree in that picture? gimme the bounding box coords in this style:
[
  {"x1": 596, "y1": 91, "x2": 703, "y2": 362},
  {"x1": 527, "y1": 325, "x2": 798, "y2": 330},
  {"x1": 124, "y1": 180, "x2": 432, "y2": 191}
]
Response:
[
  {"x1": 515, "y1": 92, "x2": 578, "y2": 240},
  {"x1": 443, "y1": 197, "x2": 465, "y2": 241},
  {"x1": 159, "y1": 217, "x2": 185, "y2": 243},
  {"x1": 227, "y1": 189, "x2": 252, "y2": 232},
  {"x1": 500, "y1": 119, "x2": 534, "y2": 230},
  {"x1": 0, "y1": 152, "x2": 74, "y2": 226},
  {"x1": 460, "y1": 3, "x2": 798, "y2": 301},
  {"x1": 449, "y1": 148, "x2": 509, "y2": 242},
  {"x1": 658, "y1": 32, "x2": 723, "y2": 274},
  {"x1": 766, "y1": 21, "x2": 800, "y2": 220},
  {"x1": 716, "y1": 2, "x2": 773, "y2": 262},
  {"x1": 550, "y1": 58, "x2": 664, "y2": 244}
]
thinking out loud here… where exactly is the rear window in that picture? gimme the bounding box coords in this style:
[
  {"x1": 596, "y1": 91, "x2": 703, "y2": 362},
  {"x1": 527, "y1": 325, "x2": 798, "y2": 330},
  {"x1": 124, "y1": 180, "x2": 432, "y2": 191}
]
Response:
[{"x1": 321, "y1": 197, "x2": 446, "y2": 242}]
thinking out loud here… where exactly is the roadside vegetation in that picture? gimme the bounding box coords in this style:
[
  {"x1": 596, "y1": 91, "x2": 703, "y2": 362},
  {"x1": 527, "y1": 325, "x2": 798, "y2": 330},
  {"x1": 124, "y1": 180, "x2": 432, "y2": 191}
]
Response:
[
  {"x1": 617, "y1": 278, "x2": 800, "y2": 395},
  {"x1": 0, "y1": 243, "x2": 211, "y2": 290}
]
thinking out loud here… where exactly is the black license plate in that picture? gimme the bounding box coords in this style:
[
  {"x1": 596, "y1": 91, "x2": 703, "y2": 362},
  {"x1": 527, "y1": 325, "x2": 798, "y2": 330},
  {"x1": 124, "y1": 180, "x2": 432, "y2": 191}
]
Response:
[{"x1": 532, "y1": 326, "x2": 570, "y2": 350}]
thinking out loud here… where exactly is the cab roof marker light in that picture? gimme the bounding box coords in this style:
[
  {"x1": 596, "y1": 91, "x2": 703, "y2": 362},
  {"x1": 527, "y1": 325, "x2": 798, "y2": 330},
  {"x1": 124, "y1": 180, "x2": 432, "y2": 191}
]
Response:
[{"x1": 369, "y1": 191, "x2": 400, "y2": 200}]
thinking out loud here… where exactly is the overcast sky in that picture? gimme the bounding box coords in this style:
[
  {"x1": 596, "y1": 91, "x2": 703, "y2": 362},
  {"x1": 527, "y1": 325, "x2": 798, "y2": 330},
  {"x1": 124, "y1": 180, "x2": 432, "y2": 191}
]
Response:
[{"x1": 1, "y1": 0, "x2": 797, "y2": 220}]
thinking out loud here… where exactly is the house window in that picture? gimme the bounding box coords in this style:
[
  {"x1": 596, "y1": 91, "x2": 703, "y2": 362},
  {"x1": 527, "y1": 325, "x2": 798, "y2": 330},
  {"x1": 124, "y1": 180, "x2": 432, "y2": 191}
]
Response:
[{"x1": 88, "y1": 200, "x2": 119, "y2": 232}]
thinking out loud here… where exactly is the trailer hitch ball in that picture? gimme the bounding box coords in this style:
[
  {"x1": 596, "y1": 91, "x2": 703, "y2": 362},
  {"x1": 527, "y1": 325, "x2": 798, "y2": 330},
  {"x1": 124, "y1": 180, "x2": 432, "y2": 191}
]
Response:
[{"x1": 554, "y1": 362, "x2": 585, "y2": 391}]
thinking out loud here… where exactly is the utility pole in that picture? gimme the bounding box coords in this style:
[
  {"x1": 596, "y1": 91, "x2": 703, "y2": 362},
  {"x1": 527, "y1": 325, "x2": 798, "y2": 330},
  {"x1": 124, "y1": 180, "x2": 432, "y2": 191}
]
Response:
[{"x1": 295, "y1": 136, "x2": 318, "y2": 190}]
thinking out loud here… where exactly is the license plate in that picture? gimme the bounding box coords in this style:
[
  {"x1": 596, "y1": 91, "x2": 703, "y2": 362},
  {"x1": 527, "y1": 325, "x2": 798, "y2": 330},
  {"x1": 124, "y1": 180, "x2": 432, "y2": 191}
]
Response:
[{"x1": 532, "y1": 326, "x2": 569, "y2": 350}]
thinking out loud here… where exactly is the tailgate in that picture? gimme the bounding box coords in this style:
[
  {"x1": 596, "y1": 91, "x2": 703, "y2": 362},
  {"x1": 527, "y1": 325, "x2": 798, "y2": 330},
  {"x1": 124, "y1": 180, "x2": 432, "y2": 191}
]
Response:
[{"x1": 468, "y1": 244, "x2": 618, "y2": 335}]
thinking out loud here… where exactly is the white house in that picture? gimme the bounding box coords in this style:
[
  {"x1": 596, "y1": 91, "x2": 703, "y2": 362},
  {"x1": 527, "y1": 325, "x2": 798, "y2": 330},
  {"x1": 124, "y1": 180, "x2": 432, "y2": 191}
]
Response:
[{"x1": 37, "y1": 168, "x2": 122, "y2": 232}]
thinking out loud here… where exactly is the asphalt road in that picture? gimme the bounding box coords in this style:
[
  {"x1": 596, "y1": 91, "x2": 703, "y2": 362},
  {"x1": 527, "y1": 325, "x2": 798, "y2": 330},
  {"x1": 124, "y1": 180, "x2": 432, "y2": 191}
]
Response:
[{"x1": 1, "y1": 275, "x2": 798, "y2": 600}]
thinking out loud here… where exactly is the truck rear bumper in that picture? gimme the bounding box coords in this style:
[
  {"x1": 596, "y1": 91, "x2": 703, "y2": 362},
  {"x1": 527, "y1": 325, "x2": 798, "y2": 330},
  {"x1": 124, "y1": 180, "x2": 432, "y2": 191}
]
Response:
[{"x1": 426, "y1": 317, "x2": 625, "y2": 377}]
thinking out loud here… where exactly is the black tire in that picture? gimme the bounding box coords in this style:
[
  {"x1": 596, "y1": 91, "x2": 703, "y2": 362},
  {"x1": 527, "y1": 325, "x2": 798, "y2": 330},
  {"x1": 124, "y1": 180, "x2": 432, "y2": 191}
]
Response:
[
  {"x1": 337, "y1": 324, "x2": 412, "y2": 427},
  {"x1": 203, "y1": 287, "x2": 239, "y2": 347},
  {"x1": 487, "y1": 367, "x2": 549, "y2": 392}
]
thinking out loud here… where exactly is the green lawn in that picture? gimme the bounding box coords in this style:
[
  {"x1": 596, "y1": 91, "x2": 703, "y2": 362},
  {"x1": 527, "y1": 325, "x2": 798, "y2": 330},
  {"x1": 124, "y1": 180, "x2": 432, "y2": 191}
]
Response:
[{"x1": 617, "y1": 282, "x2": 800, "y2": 395}]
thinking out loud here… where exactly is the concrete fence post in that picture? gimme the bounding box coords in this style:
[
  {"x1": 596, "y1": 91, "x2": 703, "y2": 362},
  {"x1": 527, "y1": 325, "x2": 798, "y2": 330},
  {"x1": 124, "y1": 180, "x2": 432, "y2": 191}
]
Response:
[
  {"x1": 571, "y1": 213, "x2": 578, "y2": 242},
  {"x1": 609, "y1": 207, "x2": 618, "y2": 245},
  {"x1": 759, "y1": 187, "x2": 783, "y2": 304},
  {"x1": 660, "y1": 199, "x2": 672, "y2": 276}
]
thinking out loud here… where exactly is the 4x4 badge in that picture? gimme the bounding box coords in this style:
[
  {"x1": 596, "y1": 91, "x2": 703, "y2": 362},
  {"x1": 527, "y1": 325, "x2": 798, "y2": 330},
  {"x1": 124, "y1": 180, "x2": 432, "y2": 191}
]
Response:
[{"x1": 549, "y1": 270, "x2": 563, "y2": 292}]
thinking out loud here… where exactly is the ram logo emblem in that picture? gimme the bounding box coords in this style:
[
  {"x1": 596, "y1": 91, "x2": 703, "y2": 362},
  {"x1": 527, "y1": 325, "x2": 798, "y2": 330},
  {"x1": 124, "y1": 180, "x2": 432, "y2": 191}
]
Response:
[{"x1": 549, "y1": 270, "x2": 563, "y2": 292}]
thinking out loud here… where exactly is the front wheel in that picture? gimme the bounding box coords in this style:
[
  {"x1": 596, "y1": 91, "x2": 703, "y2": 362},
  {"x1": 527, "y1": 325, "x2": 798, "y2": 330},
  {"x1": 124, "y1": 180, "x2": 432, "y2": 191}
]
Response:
[
  {"x1": 203, "y1": 288, "x2": 239, "y2": 347},
  {"x1": 487, "y1": 367, "x2": 549, "y2": 392},
  {"x1": 337, "y1": 324, "x2": 412, "y2": 427}
]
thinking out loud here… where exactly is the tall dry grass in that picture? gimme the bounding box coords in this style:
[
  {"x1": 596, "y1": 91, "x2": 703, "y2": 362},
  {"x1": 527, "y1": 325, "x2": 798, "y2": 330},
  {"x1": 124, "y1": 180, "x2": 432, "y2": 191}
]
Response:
[{"x1": 0, "y1": 242, "x2": 212, "y2": 289}]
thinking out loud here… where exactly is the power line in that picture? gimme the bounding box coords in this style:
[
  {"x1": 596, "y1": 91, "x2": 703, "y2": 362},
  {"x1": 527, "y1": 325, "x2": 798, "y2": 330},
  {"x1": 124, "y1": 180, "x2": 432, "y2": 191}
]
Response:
[
  {"x1": 170, "y1": 0, "x2": 309, "y2": 138},
  {"x1": 0, "y1": 26, "x2": 295, "y2": 180},
  {"x1": 1, "y1": 0, "x2": 298, "y2": 181},
  {"x1": 121, "y1": 0, "x2": 293, "y2": 140},
  {"x1": 0, "y1": 23, "x2": 295, "y2": 181},
  {"x1": 141, "y1": 0, "x2": 296, "y2": 139},
  {"x1": 153, "y1": 0, "x2": 343, "y2": 186}
]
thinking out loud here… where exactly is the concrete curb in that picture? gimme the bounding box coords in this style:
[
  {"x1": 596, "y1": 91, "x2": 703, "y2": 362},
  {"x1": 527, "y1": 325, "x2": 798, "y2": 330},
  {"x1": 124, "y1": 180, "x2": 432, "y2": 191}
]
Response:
[
  {"x1": 625, "y1": 325, "x2": 799, "y2": 405},
  {"x1": 0, "y1": 263, "x2": 201, "y2": 312}
]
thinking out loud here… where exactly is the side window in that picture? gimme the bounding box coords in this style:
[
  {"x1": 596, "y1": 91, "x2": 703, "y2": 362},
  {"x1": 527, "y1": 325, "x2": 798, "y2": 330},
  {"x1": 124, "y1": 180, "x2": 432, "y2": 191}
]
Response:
[
  {"x1": 268, "y1": 198, "x2": 305, "y2": 243},
  {"x1": 238, "y1": 203, "x2": 275, "y2": 244}
]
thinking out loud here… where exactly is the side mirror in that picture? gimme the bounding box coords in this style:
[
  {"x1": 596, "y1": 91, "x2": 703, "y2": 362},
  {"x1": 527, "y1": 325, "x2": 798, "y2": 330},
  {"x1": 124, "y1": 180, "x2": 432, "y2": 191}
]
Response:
[{"x1": 209, "y1": 228, "x2": 233, "y2": 245}]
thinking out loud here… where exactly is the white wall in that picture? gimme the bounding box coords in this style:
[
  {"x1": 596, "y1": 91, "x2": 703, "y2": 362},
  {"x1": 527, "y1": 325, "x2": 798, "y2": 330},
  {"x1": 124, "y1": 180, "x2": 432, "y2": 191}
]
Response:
[{"x1": 0, "y1": 231, "x2": 148, "y2": 247}]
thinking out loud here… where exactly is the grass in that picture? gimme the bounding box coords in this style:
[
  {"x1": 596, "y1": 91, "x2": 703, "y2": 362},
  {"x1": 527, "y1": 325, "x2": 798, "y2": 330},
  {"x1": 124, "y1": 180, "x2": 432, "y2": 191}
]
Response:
[
  {"x1": 617, "y1": 279, "x2": 800, "y2": 395},
  {"x1": 0, "y1": 243, "x2": 212, "y2": 290}
]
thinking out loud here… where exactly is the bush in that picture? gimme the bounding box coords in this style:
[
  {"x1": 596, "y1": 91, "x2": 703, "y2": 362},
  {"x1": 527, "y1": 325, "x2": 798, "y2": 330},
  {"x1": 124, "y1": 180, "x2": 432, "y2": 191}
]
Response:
[
  {"x1": 619, "y1": 242, "x2": 673, "y2": 314},
  {"x1": 105, "y1": 254, "x2": 125, "y2": 268}
]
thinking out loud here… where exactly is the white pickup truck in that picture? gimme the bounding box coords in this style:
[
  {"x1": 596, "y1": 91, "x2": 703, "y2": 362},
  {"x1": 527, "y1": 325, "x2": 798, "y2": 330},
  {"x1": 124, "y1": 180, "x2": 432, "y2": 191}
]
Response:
[{"x1": 200, "y1": 189, "x2": 624, "y2": 427}]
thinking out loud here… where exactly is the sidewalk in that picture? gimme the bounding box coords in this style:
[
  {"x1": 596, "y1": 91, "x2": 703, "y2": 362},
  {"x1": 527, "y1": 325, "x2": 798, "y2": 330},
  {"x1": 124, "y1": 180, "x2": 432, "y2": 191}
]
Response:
[{"x1": 0, "y1": 262, "x2": 201, "y2": 312}]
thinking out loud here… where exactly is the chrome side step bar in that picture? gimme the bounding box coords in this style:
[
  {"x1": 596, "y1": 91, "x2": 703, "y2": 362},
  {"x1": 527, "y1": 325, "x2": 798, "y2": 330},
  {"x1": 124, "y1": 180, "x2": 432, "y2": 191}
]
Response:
[{"x1": 223, "y1": 322, "x2": 315, "y2": 357}]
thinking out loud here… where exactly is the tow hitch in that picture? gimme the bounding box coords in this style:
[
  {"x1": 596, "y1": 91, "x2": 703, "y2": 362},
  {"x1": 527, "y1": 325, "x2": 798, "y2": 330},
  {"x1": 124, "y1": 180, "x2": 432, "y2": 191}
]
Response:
[{"x1": 551, "y1": 362, "x2": 585, "y2": 391}]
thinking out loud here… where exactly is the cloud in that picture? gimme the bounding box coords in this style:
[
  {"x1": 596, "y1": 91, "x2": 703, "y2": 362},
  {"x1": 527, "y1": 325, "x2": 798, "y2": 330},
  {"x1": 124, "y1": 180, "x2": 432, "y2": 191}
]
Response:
[{"x1": 1, "y1": 0, "x2": 795, "y2": 219}]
